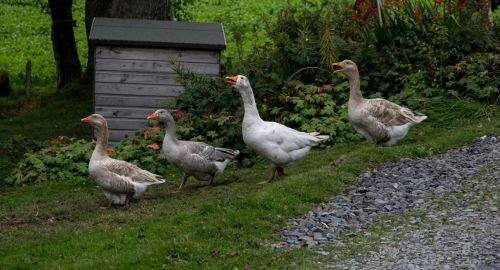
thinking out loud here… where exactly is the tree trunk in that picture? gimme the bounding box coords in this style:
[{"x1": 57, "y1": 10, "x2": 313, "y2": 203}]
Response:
[
  {"x1": 49, "y1": 0, "x2": 82, "y2": 89},
  {"x1": 84, "y1": 0, "x2": 172, "y2": 79}
]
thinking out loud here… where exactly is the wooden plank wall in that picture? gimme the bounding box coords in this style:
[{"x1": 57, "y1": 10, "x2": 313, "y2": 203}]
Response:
[{"x1": 94, "y1": 46, "x2": 220, "y2": 144}]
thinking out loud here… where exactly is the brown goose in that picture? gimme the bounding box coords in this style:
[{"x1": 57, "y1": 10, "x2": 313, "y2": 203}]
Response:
[
  {"x1": 147, "y1": 109, "x2": 239, "y2": 192},
  {"x1": 81, "y1": 114, "x2": 165, "y2": 206},
  {"x1": 226, "y1": 75, "x2": 329, "y2": 184},
  {"x1": 333, "y1": 60, "x2": 427, "y2": 146}
]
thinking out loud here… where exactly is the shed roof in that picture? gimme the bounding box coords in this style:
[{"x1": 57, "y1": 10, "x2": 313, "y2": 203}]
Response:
[{"x1": 89, "y1": 17, "x2": 226, "y2": 50}]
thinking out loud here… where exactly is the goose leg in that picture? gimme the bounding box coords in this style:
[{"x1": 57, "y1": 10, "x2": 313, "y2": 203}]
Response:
[
  {"x1": 208, "y1": 175, "x2": 214, "y2": 186},
  {"x1": 124, "y1": 193, "x2": 133, "y2": 206},
  {"x1": 174, "y1": 174, "x2": 188, "y2": 193},
  {"x1": 257, "y1": 167, "x2": 277, "y2": 185},
  {"x1": 276, "y1": 166, "x2": 285, "y2": 177}
]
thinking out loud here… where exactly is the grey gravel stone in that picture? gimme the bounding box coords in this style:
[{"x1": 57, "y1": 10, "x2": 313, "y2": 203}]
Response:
[{"x1": 271, "y1": 136, "x2": 500, "y2": 269}]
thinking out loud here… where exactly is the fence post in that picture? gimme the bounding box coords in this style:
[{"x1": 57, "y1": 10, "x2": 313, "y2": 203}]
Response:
[{"x1": 25, "y1": 60, "x2": 31, "y2": 98}]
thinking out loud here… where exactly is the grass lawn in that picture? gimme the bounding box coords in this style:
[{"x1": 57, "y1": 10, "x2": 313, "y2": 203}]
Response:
[
  {"x1": 0, "y1": 0, "x2": 87, "y2": 91},
  {"x1": 0, "y1": 96, "x2": 498, "y2": 269},
  {"x1": 0, "y1": 85, "x2": 93, "y2": 182}
]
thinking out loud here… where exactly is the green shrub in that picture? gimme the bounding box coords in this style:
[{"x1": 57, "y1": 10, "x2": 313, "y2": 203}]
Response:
[
  {"x1": 444, "y1": 53, "x2": 499, "y2": 104},
  {"x1": 172, "y1": 66, "x2": 257, "y2": 167},
  {"x1": 6, "y1": 137, "x2": 93, "y2": 185},
  {"x1": 5, "y1": 124, "x2": 171, "y2": 185},
  {"x1": 172, "y1": 0, "x2": 324, "y2": 66},
  {"x1": 111, "y1": 124, "x2": 170, "y2": 175},
  {"x1": 271, "y1": 81, "x2": 361, "y2": 145},
  {"x1": 348, "y1": 0, "x2": 499, "y2": 104}
]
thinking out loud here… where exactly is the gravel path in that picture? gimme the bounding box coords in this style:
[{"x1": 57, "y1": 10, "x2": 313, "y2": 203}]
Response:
[{"x1": 272, "y1": 136, "x2": 499, "y2": 269}]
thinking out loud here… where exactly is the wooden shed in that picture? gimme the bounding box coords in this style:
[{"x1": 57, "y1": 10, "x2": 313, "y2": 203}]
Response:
[{"x1": 89, "y1": 17, "x2": 226, "y2": 144}]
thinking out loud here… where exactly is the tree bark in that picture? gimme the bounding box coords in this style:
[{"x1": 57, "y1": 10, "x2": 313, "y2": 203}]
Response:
[
  {"x1": 49, "y1": 0, "x2": 82, "y2": 89},
  {"x1": 84, "y1": 0, "x2": 172, "y2": 79}
]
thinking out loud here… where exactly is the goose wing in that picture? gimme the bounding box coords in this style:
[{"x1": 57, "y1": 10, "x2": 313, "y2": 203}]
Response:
[
  {"x1": 102, "y1": 159, "x2": 165, "y2": 184},
  {"x1": 257, "y1": 121, "x2": 323, "y2": 152},
  {"x1": 181, "y1": 141, "x2": 239, "y2": 161},
  {"x1": 363, "y1": 99, "x2": 422, "y2": 126},
  {"x1": 174, "y1": 141, "x2": 237, "y2": 174}
]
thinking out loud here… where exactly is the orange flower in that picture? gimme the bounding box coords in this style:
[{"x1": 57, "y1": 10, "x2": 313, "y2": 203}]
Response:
[
  {"x1": 315, "y1": 86, "x2": 323, "y2": 94},
  {"x1": 144, "y1": 130, "x2": 151, "y2": 139},
  {"x1": 175, "y1": 110, "x2": 185, "y2": 119},
  {"x1": 384, "y1": 0, "x2": 393, "y2": 9},
  {"x1": 434, "y1": 0, "x2": 443, "y2": 4},
  {"x1": 455, "y1": 63, "x2": 462, "y2": 72},
  {"x1": 151, "y1": 124, "x2": 161, "y2": 132},
  {"x1": 352, "y1": 13, "x2": 363, "y2": 22},
  {"x1": 445, "y1": 4, "x2": 451, "y2": 15},
  {"x1": 148, "y1": 143, "x2": 160, "y2": 150},
  {"x1": 106, "y1": 147, "x2": 113, "y2": 155},
  {"x1": 414, "y1": 7, "x2": 422, "y2": 24},
  {"x1": 457, "y1": 0, "x2": 465, "y2": 9},
  {"x1": 432, "y1": 11, "x2": 440, "y2": 20}
]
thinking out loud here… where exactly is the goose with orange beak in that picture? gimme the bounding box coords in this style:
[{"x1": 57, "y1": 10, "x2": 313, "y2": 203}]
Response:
[
  {"x1": 332, "y1": 60, "x2": 427, "y2": 146},
  {"x1": 147, "y1": 109, "x2": 239, "y2": 192},
  {"x1": 226, "y1": 75, "x2": 328, "y2": 184},
  {"x1": 81, "y1": 114, "x2": 166, "y2": 206}
]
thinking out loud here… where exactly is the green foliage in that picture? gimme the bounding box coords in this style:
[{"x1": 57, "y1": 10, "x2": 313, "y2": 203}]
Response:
[
  {"x1": 272, "y1": 82, "x2": 361, "y2": 145},
  {"x1": 172, "y1": 0, "x2": 323, "y2": 66},
  {"x1": 0, "y1": 97, "x2": 498, "y2": 269},
  {"x1": 346, "y1": 0, "x2": 499, "y2": 104},
  {"x1": 112, "y1": 124, "x2": 171, "y2": 175},
  {"x1": 444, "y1": 53, "x2": 499, "y2": 104},
  {"x1": 0, "y1": 0, "x2": 87, "y2": 93},
  {"x1": 6, "y1": 137, "x2": 93, "y2": 185},
  {"x1": 4, "y1": 123, "x2": 173, "y2": 186},
  {"x1": 172, "y1": 66, "x2": 257, "y2": 166}
]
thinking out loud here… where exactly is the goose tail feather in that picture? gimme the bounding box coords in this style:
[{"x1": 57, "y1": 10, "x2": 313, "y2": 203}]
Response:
[{"x1": 309, "y1": 132, "x2": 329, "y2": 142}]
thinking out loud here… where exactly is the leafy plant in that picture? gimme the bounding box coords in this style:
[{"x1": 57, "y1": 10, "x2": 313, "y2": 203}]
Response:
[
  {"x1": 6, "y1": 137, "x2": 93, "y2": 185},
  {"x1": 112, "y1": 123, "x2": 171, "y2": 175},
  {"x1": 272, "y1": 81, "x2": 362, "y2": 145},
  {"x1": 5, "y1": 123, "x2": 171, "y2": 186},
  {"x1": 444, "y1": 53, "x2": 499, "y2": 104},
  {"x1": 172, "y1": 65, "x2": 258, "y2": 167}
]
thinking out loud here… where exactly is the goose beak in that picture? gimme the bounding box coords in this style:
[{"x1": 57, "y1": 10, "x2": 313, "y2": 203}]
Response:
[
  {"x1": 332, "y1": 61, "x2": 344, "y2": 73},
  {"x1": 81, "y1": 115, "x2": 91, "y2": 123},
  {"x1": 225, "y1": 75, "x2": 238, "y2": 85},
  {"x1": 147, "y1": 111, "x2": 158, "y2": 120}
]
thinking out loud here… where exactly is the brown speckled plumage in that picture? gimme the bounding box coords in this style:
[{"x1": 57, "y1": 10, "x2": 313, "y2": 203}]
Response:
[
  {"x1": 333, "y1": 60, "x2": 427, "y2": 146},
  {"x1": 82, "y1": 114, "x2": 165, "y2": 206}
]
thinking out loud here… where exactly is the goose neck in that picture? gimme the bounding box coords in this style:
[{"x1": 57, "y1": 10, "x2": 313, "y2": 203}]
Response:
[
  {"x1": 162, "y1": 117, "x2": 178, "y2": 144},
  {"x1": 238, "y1": 86, "x2": 260, "y2": 118},
  {"x1": 94, "y1": 124, "x2": 109, "y2": 157},
  {"x1": 347, "y1": 71, "x2": 364, "y2": 103}
]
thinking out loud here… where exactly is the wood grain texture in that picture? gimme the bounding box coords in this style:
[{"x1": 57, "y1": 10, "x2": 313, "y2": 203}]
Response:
[
  {"x1": 95, "y1": 94, "x2": 174, "y2": 107},
  {"x1": 95, "y1": 82, "x2": 183, "y2": 96},
  {"x1": 94, "y1": 45, "x2": 221, "y2": 143},
  {"x1": 96, "y1": 46, "x2": 220, "y2": 63},
  {"x1": 108, "y1": 129, "x2": 138, "y2": 144},
  {"x1": 95, "y1": 71, "x2": 178, "y2": 85},
  {"x1": 106, "y1": 118, "x2": 149, "y2": 131},
  {"x1": 95, "y1": 59, "x2": 220, "y2": 75},
  {"x1": 95, "y1": 106, "x2": 163, "y2": 119}
]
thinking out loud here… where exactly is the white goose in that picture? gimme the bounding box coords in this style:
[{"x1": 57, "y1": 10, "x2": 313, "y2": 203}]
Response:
[
  {"x1": 81, "y1": 114, "x2": 165, "y2": 206},
  {"x1": 333, "y1": 60, "x2": 427, "y2": 146},
  {"x1": 226, "y1": 75, "x2": 329, "y2": 184},
  {"x1": 147, "y1": 109, "x2": 239, "y2": 192}
]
